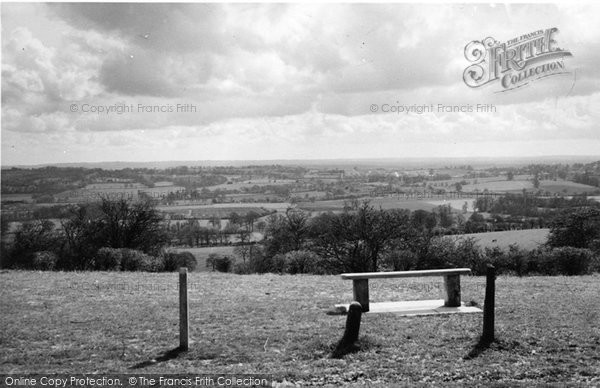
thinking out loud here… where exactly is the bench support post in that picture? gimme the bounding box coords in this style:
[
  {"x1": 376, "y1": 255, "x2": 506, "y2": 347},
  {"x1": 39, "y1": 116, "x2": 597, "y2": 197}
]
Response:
[
  {"x1": 444, "y1": 274, "x2": 461, "y2": 307},
  {"x1": 482, "y1": 265, "x2": 496, "y2": 343},
  {"x1": 352, "y1": 279, "x2": 369, "y2": 312},
  {"x1": 179, "y1": 267, "x2": 189, "y2": 351}
]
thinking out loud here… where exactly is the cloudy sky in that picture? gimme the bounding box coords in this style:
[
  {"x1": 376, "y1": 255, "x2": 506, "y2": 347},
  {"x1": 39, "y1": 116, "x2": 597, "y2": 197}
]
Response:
[{"x1": 1, "y1": 2, "x2": 600, "y2": 166}]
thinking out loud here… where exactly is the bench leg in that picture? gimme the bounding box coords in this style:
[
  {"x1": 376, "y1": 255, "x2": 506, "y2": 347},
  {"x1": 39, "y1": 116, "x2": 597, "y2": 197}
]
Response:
[
  {"x1": 352, "y1": 279, "x2": 369, "y2": 312},
  {"x1": 444, "y1": 274, "x2": 461, "y2": 307}
]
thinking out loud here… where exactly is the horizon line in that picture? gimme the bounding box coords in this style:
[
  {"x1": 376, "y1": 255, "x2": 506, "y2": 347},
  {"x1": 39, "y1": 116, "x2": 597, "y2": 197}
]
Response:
[{"x1": 3, "y1": 154, "x2": 600, "y2": 170}]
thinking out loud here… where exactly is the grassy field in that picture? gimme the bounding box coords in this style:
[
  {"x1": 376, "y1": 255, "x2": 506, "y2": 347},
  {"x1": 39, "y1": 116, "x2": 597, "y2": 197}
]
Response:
[
  {"x1": 460, "y1": 178, "x2": 599, "y2": 195},
  {"x1": 539, "y1": 180, "x2": 600, "y2": 195},
  {"x1": 299, "y1": 198, "x2": 439, "y2": 213},
  {"x1": 1, "y1": 271, "x2": 599, "y2": 385},
  {"x1": 462, "y1": 229, "x2": 550, "y2": 250}
]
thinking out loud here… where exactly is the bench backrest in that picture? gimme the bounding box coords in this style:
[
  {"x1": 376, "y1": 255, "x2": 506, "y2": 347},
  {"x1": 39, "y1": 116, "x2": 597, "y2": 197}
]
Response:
[{"x1": 341, "y1": 268, "x2": 471, "y2": 280}]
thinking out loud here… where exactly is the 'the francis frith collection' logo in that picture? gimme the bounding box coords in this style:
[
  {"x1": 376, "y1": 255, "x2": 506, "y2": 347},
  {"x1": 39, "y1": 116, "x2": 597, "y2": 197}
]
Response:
[{"x1": 463, "y1": 27, "x2": 572, "y2": 91}]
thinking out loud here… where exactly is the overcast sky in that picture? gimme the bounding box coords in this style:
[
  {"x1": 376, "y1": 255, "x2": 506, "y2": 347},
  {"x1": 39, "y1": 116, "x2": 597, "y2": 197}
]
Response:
[{"x1": 1, "y1": 2, "x2": 600, "y2": 166}]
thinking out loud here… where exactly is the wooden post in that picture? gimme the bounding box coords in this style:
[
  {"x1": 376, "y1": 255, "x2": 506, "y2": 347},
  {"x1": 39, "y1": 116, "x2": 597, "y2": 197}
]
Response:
[
  {"x1": 443, "y1": 274, "x2": 461, "y2": 307},
  {"x1": 352, "y1": 279, "x2": 369, "y2": 312},
  {"x1": 179, "y1": 267, "x2": 189, "y2": 350},
  {"x1": 482, "y1": 265, "x2": 496, "y2": 343},
  {"x1": 332, "y1": 301, "x2": 362, "y2": 358}
]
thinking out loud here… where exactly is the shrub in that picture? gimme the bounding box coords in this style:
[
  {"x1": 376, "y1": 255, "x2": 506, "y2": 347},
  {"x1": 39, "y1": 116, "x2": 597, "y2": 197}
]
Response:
[
  {"x1": 214, "y1": 256, "x2": 233, "y2": 272},
  {"x1": 121, "y1": 249, "x2": 159, "y2": 272},
  {"x1": 507, "y1": 244, "x2": 529, "y2": 276},
  {"x1": 94, "y1": 247, "x2": 161, "y2": 271},
  {"x1": 250, "y1": 253, "x2": 285, "y2": 274},
  {"x1": 417, "y1": 237, "x2": 483, "y2": 273},
  {"x1": 233, "y1": 261, "x2": 252, "y2": 275},
  {"x1": 283, "y1": 250, "x2": 321, "y2": 274},
  {"x1": 163, "y1": 251, "x2": 198, "y2": 272},
  {"x1": 94, "y1": 247, "x2": 123, "y2": 271},
  {"x1": 32, "y1": 251, "x2": 59, "y2": 270},
  {"x1": 7, "y1": 220, "x2": 61, "y2": 269},
  {"x1": 206, "y1": 254, "x2": 234, "y2": 273},
  {"x1": 380, "y1": 249, "x2": 417, "y2": 271},
  {"x1": 548, "y1": 247, "x2": 594, "y2": 276}
]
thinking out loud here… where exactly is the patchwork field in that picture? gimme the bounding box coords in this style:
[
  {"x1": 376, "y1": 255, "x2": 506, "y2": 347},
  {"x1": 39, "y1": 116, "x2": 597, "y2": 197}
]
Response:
[
  {"x1": 461, "y1": 178, "x2": 599, "y2": 195},
  {"x1": 1, "y1": 271, "x2": 599, "y2": 385},
  {"x1": 158, "y1": 203, "x2": 288, "y2": 218}
]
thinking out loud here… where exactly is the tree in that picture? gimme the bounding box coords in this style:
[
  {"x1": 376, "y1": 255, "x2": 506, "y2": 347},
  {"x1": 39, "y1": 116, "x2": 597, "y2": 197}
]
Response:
[
  {"x1": 506, "y1": 171, "x2": 514, "y2": 181},
  {"x1": 7, "y1": 219, "x2": 62, "y2": 269},
  {"x1": 244, "y1": 211, "x2": 261, "y2": 231},
  {"x1": 96, "y1": 196, "x2": 168, "y2": 254},
  {"x1": 59, "y1": 196, "x2": 168, "y2": 269},
  {"x1": 228, "y1": 212, "x2": 242, "y2": 226},
  {"x1": 547, "y1": 207, "x2": 600, "y2": 249},
  {"x1": 532, "y1": 173, "x2": 540, "y2": 189},
  {"x1": 309, "y1": 202, "x2": 410, "y2": 273}
]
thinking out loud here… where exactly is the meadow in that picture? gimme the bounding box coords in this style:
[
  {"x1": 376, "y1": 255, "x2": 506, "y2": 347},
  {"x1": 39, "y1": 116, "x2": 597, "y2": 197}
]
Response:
[
  {"x1": 461, "y1": 229, "x2": 550, "y2": 250},
  {"x1": 1, "y1": 271, "x2": 599, "y2": 385},
  {"x1": 299, "y1": 198, "x2": 439, "y2": 213}
]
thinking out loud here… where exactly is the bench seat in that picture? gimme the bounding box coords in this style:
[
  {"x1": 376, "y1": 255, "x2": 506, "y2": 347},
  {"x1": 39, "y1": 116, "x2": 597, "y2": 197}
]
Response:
[
  {"x1": 340, "y1": 268, "x2": 472, "y2": 312},
  {"x1": 341, "y1": 268, "x2": 471, "y2": 280}
]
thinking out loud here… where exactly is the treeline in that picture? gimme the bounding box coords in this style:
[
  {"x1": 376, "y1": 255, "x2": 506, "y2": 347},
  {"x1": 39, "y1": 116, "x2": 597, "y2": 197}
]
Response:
[
  {"x1": 3, "y1": 197, "x2": 600, "y2": 277},
  {"x1": 166, "y1": 210, "x2": 267, "y2": 247},
  {"x1": 212, "y1": 202, "x2": 600, "y2": 276},
  {"x1": 1, "y1": 197, "x2": 194, "y2": 272},
  {"x1": 475, "y1": 193, "x2": 600, "y2": 218}
]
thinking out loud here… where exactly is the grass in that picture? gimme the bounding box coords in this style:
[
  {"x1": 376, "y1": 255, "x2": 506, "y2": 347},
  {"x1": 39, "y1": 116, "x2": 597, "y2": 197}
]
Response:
[
  {"x1": 299, "y1": 198, "x2": 438, "y2": 212},
  {"x1": 462, "y1": 229, "x2": 550, "y2": 250},
  {"x1": 1, "y1": 271, "x2": 599, "y2": 385}
]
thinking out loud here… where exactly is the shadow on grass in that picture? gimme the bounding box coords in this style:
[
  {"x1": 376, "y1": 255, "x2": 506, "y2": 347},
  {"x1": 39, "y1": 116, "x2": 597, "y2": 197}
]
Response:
[
  {"x1": 330, "y1": 337, "x2": 379, "y2": 359},
  {"x1": 464, "y1": 337, "x2": 522, "y2": 360},
  {"x1": 130, "y1": 346, "x2": 187, "y2": 369},
  {"x1": 464, "y1": 337, "x2": 494, "y2": 360}
]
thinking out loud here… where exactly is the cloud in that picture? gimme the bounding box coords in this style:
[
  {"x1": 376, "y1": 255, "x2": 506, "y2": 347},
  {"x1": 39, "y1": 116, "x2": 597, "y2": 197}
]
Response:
[{"x1": 2, "y1": 2, "x2": 600, "y2": 165}]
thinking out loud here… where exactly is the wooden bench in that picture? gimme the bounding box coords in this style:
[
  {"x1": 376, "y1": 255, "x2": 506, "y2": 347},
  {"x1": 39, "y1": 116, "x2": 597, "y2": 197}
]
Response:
[{"x1": 341, "y1": 268, "x2": 472, "y2": 312}]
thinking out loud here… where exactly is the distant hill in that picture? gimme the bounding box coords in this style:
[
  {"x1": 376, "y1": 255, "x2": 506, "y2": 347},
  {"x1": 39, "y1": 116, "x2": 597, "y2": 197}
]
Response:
[{"x1": 3, "y1": 155, "x2": 599, "y2": 170}]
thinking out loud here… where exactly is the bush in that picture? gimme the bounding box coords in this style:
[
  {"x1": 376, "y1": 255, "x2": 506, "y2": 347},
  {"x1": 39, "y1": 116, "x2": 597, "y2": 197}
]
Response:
[
  {"x1": 380, "y1": 250, "x2": 417, "y2": 271},
  {"x1": 251, "y1": 253, "x2": 285, "y2": 274},
  {"x1": 416, "y1": 237, "x2": 483, "y2": 273},
  {"x1": 547, "y1": 247, "x2": 594, "y2": 276},
  {"x1": 233, "y1": 261, "x2": 252, "y2": 274},
  {"x1": 7, "y1": 220, "x2": 61, "y2": 269},
  {"x1": 206, "y1": 254, "x2": 234, "y2": 273},
  {"x1": 94, "y1": 247, "x2": 123, "y2": 271},
  {"x1": 283, "y1": 250, "x2": 322, "y2": 274},
  {"x1": 482, "y1": 244, "x2": 531, "y2": 276},
  {"x1": 94, "y1": 247, "x2": 161, "y2": 271},
  {"x1": 121, "y1": 249, "x2": 159, "y2": 272},
  {"x1": 163, "y1": 251, "x2": 198, "y2": 272},
  {"x1": 32, "y1": 251, "x2": 59, "y2": 270}
]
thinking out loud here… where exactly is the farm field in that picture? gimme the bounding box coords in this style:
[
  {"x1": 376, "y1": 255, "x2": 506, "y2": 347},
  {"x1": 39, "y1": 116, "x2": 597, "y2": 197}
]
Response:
[
  {"x1": 539, "y1": 180, "x2": 600, "y2": 195},
  {"x1": 459, "y1": 229, "x2": 550, "y2": 250},
  {"x1": 158, "y1": 203, "x2": 288, "y2": 218},
  {"x1": 462, "y1": 179, "x2": 533, "y2": 193},
  {"x1": 1, "y1": 271, "x2": 599, "y2": 385},
  {"x1": 461, "y1": 178, "x2": 599, "y2": 195},
  {"x1": 427, "y1": 199, "x2": 476, "y2": 212},
  {"x1": 299, "y1": 197, "x2": 439, "y2": 213},
  {"x1": 207, "y1": 178, "x2": 297, "y2": 191},
  {"x1": 158, "y1": 202, "x2": 290, "y2": 212}
]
